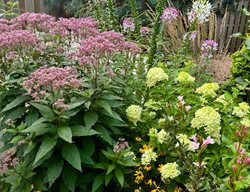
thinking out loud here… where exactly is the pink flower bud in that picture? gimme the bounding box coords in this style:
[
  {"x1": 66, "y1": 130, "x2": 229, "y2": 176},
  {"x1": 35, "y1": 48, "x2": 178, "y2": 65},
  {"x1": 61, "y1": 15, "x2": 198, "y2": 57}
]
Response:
[
  {"x1": 185, "y1": 105, "x2": 191, "y2": 112},
  {"x1": 232, "y1": 165, "x2": 237, "y2": 172},
  {"x1": 236, "y1": 130, "x2": 240, "y2": 137},
  {"x1": 236, "y1": 158, "x2": 241, "y2": 165},
  {"x1": 243, "y1": 127, "x2": 247, "y2": 137},
  {"x1": 239, "y1": 176, "x2": 244, "y2": 180},
  {"x1": 234, "y1": 142, "x2": 238, "y2": 149},
  {"x1": 244, "y1": 158, "x2": 250, "y2": 164}
]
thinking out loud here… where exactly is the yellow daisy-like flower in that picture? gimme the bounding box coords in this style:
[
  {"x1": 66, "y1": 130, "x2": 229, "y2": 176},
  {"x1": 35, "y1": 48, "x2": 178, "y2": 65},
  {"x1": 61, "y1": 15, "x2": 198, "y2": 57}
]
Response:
[
  {"x1": 144, "y1": 165, "x2": 152, "y2": 171},
  {"x1": 134, "y1": 170, "x2": 144, "y2": 181},
  {"x1": 139, "y1": 144, "x2": 153, "y2": 153},
  {"x1": 145, "y1": 179, "x2": 154, "y2": 186},
  {"x1": 134, "y1": 187, "x2": 141, "y2": 192},
  {"x1": 135, "y1": 137, "x2": 142, "y2": 142}
]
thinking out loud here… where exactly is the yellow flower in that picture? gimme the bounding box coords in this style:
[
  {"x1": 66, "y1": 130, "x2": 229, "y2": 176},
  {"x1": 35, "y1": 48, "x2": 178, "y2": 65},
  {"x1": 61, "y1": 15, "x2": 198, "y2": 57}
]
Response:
[
  {"x1": 174, "y1": 187, "x2": 183, "y2": 192},
  {"x1": 134, "y1": 170, "x2": 144, "y2": 181},
  {"x1": 139, "y1": 144, "x2": 153, "y2": 153},
  {"x1": 134, "y1": 187, "x2": 141, "y2": 192},
  {"x1": 177, "y1": 71, "x2": 195, "y2": 83},
  {"x1": 144, "y1": 165, "x2": 152, "y2": 171},
  {"x1": 146, "y1": 67, "x2": 168, "y2": 88},
  {"x1": 145, "y1": 179, "x2": 154, "y2": 186},
  {"x1": 196, "y1": 82, "x2": 219, "y2": 97},
  {"x1": 135, "y1": 137, "x2": 142, "y2": 142}
]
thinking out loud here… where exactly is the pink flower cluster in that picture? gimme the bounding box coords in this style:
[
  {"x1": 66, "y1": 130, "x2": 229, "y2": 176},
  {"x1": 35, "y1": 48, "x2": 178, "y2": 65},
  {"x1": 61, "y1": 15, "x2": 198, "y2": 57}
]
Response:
[
  {"x1": 0, "y1": 148, "x2": 18, "y2": 173},
  {"x1": 0, "y1": 19, "x2": 19, "y2": 34},
  {"x1": 50, "y1": 17, "x2": 99, "y2": 38},
  {"x1": 113, "y1": 138, "x2": 129, "y2": 153},
  {"x1": 123, "y1": 17, "x2": 135, "y2": 32},
  {"x1": 201, "y1": 39, "x2": 218, "y2": 59},
  {"x1": 75, "y1": 31, "x2": 141, "y2": 66},
  {"x1": 53, "y1": 99, "x2": 69, "y2": 111},
  {"x1": 23, "y1": 66, "x2": 80, "y2": 99},
  {"x1": 161, "y1": 7, "x2": 179, "y2": 22},
  {"x1": 0, "y1": 30, "x2": 38, "y2": 51},
  {"x1": 140, "y1": 27, "x2": 150, "y2": 35},
  {"x1": 190, "y1": 135, "x2": 215, "y2": 150},
  {"x1": 11, "y1": 12, "x2": 55, "y2": 31},
  {"x1": 178, "y1": 96, "x2": 191, "y2": 112}
]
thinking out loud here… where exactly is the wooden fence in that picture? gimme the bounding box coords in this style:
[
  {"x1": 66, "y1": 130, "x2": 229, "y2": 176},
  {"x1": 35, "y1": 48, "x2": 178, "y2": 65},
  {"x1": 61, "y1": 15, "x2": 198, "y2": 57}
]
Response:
[{"x1": 0, "y1": 0, "x2": 250, "y2": 53}]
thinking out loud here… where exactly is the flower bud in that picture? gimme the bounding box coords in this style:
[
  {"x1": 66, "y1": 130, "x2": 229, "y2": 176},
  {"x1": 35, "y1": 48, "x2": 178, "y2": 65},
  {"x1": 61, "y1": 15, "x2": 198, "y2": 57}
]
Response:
[
  {"x1": 236, "y1": 158, "x2": 241, "y2": 165},
  {"x1": 232, "y1": 165, "x2": 237, "y2": 172}
]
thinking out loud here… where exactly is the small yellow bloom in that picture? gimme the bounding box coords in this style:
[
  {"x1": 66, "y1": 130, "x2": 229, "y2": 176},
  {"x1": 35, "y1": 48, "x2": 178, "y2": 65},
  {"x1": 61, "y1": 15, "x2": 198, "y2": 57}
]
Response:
[
  {"x1": 139, "y1": 144, "x2": 153, "y2": 153},
  {"x1": 144, "y1": 165, "x2": 152, "y2": 171},
  {"x1": 145, "y1": 179, "x2": 153, "y2": 186},
  {"x1": 135, "y1": 137, "x2": 142, "y2": 142},
  {"x1": 174, "y1": 187, "x2": 183, "y2": 192},
  {"x1": 134, "y1": 170, "x2": 144, "y2": 181},
  {"x1": 134, "y1": 187, "x2": 141, "y2": 192}
]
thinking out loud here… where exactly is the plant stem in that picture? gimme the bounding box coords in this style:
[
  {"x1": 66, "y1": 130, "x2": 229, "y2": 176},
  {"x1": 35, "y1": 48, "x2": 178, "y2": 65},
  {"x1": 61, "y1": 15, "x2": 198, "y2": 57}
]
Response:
[{"x1": 129, "y1": 0, "x2": 140, "y2": 37}]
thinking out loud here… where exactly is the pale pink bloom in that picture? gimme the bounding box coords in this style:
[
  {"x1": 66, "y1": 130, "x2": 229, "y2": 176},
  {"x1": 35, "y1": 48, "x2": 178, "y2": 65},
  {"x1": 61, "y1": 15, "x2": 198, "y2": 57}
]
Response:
[
  {"x1": 190, "y1": 31, "x2": 198, "y2": 40},
  {"x1": 161, "y1": 7, "x2": 179, "y2": 21},
  {"x1": 178, "y1": 96, "x2": 184, "y2": 102},
  {"x1": 123, "y1": 17, "x2": 135, "y2": 32},
  {"x1": 193, "y1": 161, "x2": 206, "y2": 168},
  {"x1": 190, "y1": 134, "x2": 198, "y2": 142},
  {"x1": 185, "y1": 105, "x2": 191, "y2": 112},
  {"x1": 140, "y1": 27, "x2": 150, "y2": 34},
  {"x1": 192, "y1": 142, "x2": 200, "y2": 150},
  {"x1": 201, "y1": 136, "x2": 215, "y2": 148}
]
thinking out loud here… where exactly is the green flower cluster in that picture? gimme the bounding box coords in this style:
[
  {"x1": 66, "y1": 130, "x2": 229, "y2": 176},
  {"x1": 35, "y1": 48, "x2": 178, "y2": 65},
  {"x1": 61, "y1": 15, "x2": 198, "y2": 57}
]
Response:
[
  {"x1": 176, "y1": 134, "x2": 194, "y2": 151},
  {"x1": 177, "y1": 71, "x2": 195, "y2": 84},
  {"x1": 126, "y1": 105, "x2": 142, "y2": 125},
  {"x1": 191, "y1": 106, "x2": 221, "y2": 140},
  {"x1": 148, "y1": 128, "x2": 170, "y2": 144},
  {"x1": 159, "y1": 162, "x2": 181, "y2": 180},
  {"x1": 196, "y1": 82, "x2": 219, "y2": 97},
  {"x1": 232, "y1": 102, "x2": 250, "y2": 118},
  {"x1": 146, "y1": 67, "x2": 168, "y2": 88}
]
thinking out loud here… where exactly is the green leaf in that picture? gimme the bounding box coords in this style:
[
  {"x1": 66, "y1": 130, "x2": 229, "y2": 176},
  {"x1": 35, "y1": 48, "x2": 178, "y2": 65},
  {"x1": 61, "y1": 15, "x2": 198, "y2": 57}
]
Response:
[
  {"x1": 22, "y1": 123, "x2": 51, "y2": 135},
  {"x1": 47, "y1": 157, "x2": 64, "y2": 187},
  {"x1": 4, "y1": 107, "x2": 26, "y2": 121},
  {"x1": 97, "y1": 100, "x2": 112, "y2": 115},
  {"x1": 71, "y1": 125, "x2": 100, "y2": 137},
  {"x1": 33, "y1": 137, "x2": 57, "y2": 165},
  {"x1": 84, "y1": 112, "x2": 98, "y2": 129},
  {"x1": 102, "y1": 150, "x2": 116, "y2": 160},
  {"x1": 57, "y1": 126, "x2": 72, "y2": 143},
  {"x1": 63, "y1": 166, "x2": 77, "y2": 192},
  {"x1": 92, "y1": 174, "x2": 104, "y2": 192},
  {"x1": 95, "y1": 125, "x2": 113, "y2": 145},
  {"x1": 105, "y1": 174, "x2": 112, "y2": 187},
  {"x1": 243, "y1": 8, "x2": 250, "y2": 16},
  {"x1": 115, "y1": 168, "x2": 124, "y2": 187},
  {"x1": 1, "y1": 96, "x2": 29, "y2": 112},
  {"x1": 62, "y1": 143, "x2": 82, "y2": 171},
  {"x1": 30, "y1": 103, "x2": 55, "y2": 119},
  {"x1": 106, "y1": 164, "x2": 116, "y2": 175}
]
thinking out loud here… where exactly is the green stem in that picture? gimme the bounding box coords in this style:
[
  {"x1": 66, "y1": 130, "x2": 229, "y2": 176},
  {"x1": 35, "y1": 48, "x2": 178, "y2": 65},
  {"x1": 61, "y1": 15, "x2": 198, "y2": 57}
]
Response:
[
  {"x1": 129, "y1": 0, "x2": 140, "y2": 37},
  {"x1": 108, "y1": 0, "x2": 119, "y2": 31},
  {"x1": 147, "y1": 0, "x2": 165, "y2": 67}
]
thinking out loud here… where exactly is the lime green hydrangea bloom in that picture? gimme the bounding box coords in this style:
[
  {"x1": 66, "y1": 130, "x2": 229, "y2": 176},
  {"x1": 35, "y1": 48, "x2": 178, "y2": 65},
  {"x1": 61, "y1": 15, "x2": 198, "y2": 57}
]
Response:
[
  {"x1": 159, "y1": 162, "x2": 181, "y2": 180},
  {"x1": 177, "y1": 71, "x2": 195, "y2": 83},
  {"x1": 148, "y1": 128, "x2": 170, "y2": 144},
  {"x1": 146, "y1": 67, "x2": 168, "y2": 88},
  {"x1": 215, "y1": 94, "x2": 229, "y2": 106},
  {"x1": 141, "y1": 148, "x2": 158, "y2": 165},
  {"x1": 196, "y1": 83, "x2": 219, "y2": 97},
  {"x1": 241, "y1": 117, "x2": 250, "y2": 127},
  {"x1": 232, "y1": 102, "x2": 250, "y2": 118},
  {"x1": 126, "y1": 105, "x2": 142, "y2": 125},
  {"x1": 191, "y1": 106, "x2": 221, "y2": 140},
  {"x1": 176, "y1": 134, "x2": 193, "y2": 151},
  {"x1": 144, "y1": 99, "x2": 159, "y2": 110}
]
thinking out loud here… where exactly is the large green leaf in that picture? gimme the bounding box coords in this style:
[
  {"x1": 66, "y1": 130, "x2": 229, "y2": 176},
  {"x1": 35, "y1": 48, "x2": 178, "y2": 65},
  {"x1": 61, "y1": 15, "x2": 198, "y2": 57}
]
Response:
[
  {"x1": 47, "y1": 157, "x2": 64, "y2": 187},
  {"x1": 71, "y1": 125, "x2": 100, "y2": 137},
  {"x1": 62, "y1": 143, "x2": 82, "y2": 171},
  {"x1": 92, "y1": 174, "x2": 104, "y2": 192},
  {"x1": 115, "y1": 168, "x2": 124, "y2": 187},
  {"x1": 33, "y1": 137, "x2": 57, "y2": 165},
  {"x1": 84, "y1": 112, "x2": 98, "y2": 129},
  {"x1": 62, "y1": 166, "x2": 77, "y2": 192},
  {"x1": 57, "y1": 126, "x2": 72, "y2": 143},
  {"x1": 30, "y1": 103, "x2": 55, "y2": 119},
  {"x1": 97, "y1": 100, "x2": 112, "y2": 115},
  {"x1": 1, "y1": 96, "x2": 29, "y2": 112}
]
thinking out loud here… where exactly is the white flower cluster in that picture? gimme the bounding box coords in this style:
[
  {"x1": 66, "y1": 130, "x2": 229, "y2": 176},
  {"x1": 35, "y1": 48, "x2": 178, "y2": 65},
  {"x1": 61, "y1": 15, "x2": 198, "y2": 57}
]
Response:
[
  {"x1": 188, "y1": 0, "x2": 212, "y2": 24},
  {"x1": 141, "y1": 148, "x2": 158, "y2": 165}
]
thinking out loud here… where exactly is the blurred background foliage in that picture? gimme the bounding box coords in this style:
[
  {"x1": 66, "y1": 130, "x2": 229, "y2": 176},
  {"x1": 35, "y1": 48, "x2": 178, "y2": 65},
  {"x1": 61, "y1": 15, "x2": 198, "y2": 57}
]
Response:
[{"x1": 44, "y1": 0, "x2": 243, "y2": 18}]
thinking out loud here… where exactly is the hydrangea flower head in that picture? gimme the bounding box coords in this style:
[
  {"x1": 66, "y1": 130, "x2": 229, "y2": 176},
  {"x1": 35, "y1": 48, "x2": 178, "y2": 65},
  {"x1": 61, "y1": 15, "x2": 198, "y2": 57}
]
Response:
[
  {"x1": 191, "y1": 106, "x2": 221, "y2": 140},
  {"x1": 176, "y1": 134, "x2": 194, "y2": 151},
  {"x1": 159, "y1": 162, "x2": 181, "y2": 180},
  {"x1": 161, "y1": 7, "x2": 179, "y2": 22},
  {"x1": 141, "y1": 148, "x2": 158, "y2": 165},
  {"x1": 196, "y1": 82, "x2": 219, "y2": 97},
  {"x1": 126, "y1": 105, "x2": 142, "y2": 125},
  {"x1": 177, "y1": 71, "x2": 195, "y2": 83},
  {"x1": 146, "y1": 67, "x2": 168, "y2": 88},
  {"x1": 188, "y1": 0, "x2": 212, "y2": 24},
  {"x1": 232, "y1": 102, "x2": 250, "y2": 118}
]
